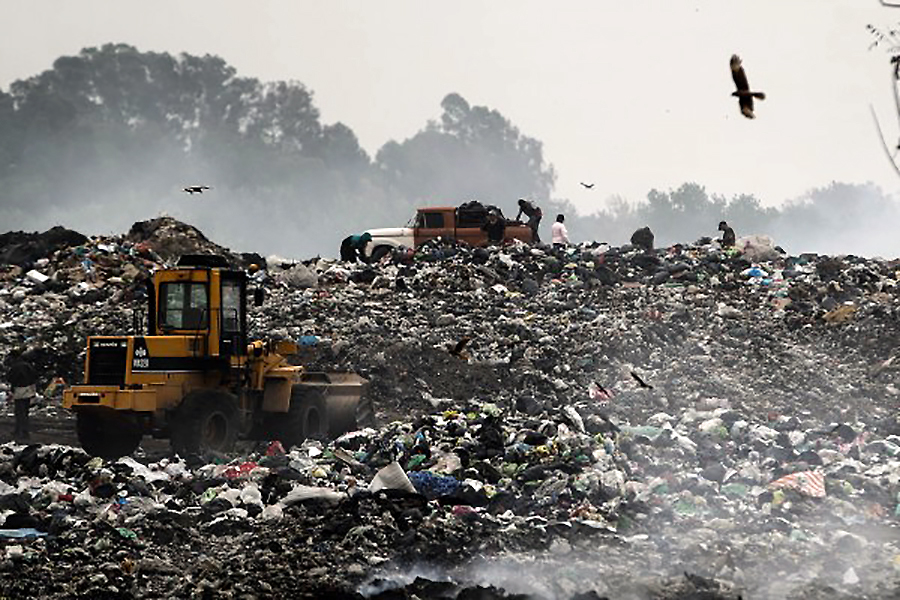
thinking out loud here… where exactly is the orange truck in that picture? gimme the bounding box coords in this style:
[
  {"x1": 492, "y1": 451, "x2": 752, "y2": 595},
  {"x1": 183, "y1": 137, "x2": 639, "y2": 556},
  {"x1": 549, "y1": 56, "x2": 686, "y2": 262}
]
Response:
[{"x1": 364, "y1": 204, "x2": 533, "y2": 261}]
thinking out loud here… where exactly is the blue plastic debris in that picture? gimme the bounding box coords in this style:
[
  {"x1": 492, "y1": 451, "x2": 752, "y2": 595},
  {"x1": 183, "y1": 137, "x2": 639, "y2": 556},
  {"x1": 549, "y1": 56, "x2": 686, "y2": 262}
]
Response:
[
  {"x1": 408, "y1": 471, "x2": 460, "y2": 499},
  {"x1": 0, "y1": 528, "x2": 47, "y2": 539}
]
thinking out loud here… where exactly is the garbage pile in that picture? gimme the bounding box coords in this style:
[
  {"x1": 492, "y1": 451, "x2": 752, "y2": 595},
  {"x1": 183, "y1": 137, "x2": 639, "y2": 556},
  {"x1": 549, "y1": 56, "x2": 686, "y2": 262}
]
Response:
[
  {"x1": 1, "y1": 219, "x2": 899, "y2": 599},
  {"x1": 0, "y1": 217, "x2": 253, "y2": 388}
]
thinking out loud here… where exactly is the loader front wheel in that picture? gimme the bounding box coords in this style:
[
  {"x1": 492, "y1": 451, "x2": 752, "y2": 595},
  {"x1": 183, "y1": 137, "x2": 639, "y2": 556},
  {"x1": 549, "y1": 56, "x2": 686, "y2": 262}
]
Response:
[
  {"x1": 300, "y1": 391, "x2": 328, "y2": 441},
  {"x1": 76, "y1": 409, "x2": 142, "y2": 460},
  {"x1": 268, "y1": 387, "x2": 329, "y2": 448},
  {"x1": 172, "y1": 392, "x2": 239, "y2": 457}
]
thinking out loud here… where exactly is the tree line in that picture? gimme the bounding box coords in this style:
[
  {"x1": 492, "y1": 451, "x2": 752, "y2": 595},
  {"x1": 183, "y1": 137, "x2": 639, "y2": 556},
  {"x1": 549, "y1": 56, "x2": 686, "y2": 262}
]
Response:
[{"x1": 0, "y1": 43, "x2": 896, "y2": 258}]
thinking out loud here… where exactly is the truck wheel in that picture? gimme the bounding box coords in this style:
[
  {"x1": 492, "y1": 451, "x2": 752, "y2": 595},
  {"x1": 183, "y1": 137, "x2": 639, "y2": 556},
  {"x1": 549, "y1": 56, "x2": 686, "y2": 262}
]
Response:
[
  {"x1": 172, "y1": 392, "x2": 239, "y2": 457},
  {"x1": 76, "y1": 410, "x2": 142, "y2": 460},
  {"x1": 370, "y1": 246, "x2": 391, "y2": 263}
]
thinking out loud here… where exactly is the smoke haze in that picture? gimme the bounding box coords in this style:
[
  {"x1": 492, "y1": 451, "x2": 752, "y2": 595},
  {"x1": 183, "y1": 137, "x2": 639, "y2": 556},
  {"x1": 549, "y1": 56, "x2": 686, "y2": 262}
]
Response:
[{"x1": 0, "y1": 44, "x2": 899, "y2": 260}]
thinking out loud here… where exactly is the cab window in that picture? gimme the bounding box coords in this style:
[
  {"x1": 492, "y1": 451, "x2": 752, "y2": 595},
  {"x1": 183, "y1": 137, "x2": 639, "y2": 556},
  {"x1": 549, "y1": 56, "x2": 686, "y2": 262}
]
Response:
[
  {"x1": 418, "y1": 212, "x2": 443, "y2": 228},
  {"x1": 222, "y1": 280, "x2": 242, "y2": 333},
  {"x1": 160, "y1": 282, "x2": 209, "y2": 329}
]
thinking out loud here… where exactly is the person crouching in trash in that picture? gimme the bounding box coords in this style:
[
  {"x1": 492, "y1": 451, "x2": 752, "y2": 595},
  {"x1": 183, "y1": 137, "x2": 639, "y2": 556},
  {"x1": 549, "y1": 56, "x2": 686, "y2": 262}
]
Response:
[
  {"x1": 718, "y1": 220, "x2": 736, "y2": 248},
  {"x1": 340, "y1": 232, "x2": 373, "y2": 263},
  {"x1": 481, "y1": 210, "x2": 506, "y2": 245}
]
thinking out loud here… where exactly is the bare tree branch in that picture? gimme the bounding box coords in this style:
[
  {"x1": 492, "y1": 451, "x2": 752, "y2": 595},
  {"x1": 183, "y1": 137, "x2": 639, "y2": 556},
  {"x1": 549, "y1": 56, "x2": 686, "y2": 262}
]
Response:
[
  {"x1": 889, "y1": 58, "x2": 900, "y2": 131},
  {"x1": 870, "y1": 104, "x2": 900, "y2": 178}
]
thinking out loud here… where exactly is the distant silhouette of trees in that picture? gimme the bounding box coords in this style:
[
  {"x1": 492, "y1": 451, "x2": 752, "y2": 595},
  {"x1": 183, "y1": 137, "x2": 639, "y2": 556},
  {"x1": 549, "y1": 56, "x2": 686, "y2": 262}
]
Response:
[
  {"x1": 0, "y1": 46, "x2": 559, "y2": 256},
  {"x1": 558, "y1": 181, "x2": 897, "y2": 257},
  {"x1": 374, "y1": 93, "x2": 555, "y2": 210},
  {"x1": 0, "y1": 44, "x2": 897, "y2": 258}
]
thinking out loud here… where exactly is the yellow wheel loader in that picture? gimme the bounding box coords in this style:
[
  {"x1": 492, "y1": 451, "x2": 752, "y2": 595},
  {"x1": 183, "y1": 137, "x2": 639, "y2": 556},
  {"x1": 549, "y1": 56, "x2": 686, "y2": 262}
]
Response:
[{"x1": 62, "y1": 255, "x2": 367, "y2": 459}]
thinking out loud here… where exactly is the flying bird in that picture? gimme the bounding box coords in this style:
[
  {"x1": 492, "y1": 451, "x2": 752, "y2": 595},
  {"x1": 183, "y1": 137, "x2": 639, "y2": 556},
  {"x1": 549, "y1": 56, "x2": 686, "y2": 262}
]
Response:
[
  {"x1": 449, "y1": 336, "x2": 471, "y2": 358},
  {"x1": 730, "y1": 54, "x2": 766, "y2": 119},
  {"x1": 580, "y1": 182, "x2": 595, "y2": 189},
  {"x1": 183, "y1": 185, "x2": 211, "y2": 194},
  {"x1": 630, "y1": 371, "x2": 653, "y2": 389},
  {"x1": 588, "y1": 381, "x2": 613, "y2": 400}
]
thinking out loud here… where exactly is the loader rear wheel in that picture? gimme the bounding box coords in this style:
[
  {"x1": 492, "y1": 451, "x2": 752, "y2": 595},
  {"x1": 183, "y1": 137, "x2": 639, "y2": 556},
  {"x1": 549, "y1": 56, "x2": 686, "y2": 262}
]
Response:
[
  {"x1": 76, "y1": 410, "x2": 142, "y2": 460},
  {"x1": 172, "y1": 392, "x2": 239, "y2": 457}
]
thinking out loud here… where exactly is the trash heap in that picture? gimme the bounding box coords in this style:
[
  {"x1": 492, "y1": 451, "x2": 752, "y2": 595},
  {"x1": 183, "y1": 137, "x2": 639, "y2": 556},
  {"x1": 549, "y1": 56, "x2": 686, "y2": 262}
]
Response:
[
  {"x1": 1, "y1": 219, "x2": 899, "y2": 599},
  {"x1": 0, "y1": 217, "x2": 259, "y2": 393}
]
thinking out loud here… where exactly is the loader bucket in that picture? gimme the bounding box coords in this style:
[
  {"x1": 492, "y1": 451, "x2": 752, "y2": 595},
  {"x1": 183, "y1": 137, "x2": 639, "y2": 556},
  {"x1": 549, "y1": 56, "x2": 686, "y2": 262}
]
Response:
[{"x1": 298, "y1": 372, "x2": 369, "y2": 438}]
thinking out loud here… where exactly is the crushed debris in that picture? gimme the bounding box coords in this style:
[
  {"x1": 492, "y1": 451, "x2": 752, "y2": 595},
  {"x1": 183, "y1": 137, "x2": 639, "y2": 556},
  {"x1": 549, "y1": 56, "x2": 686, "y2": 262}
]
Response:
[{"x1": 1, "y1": 219, "x2": 899, "y2": 599}]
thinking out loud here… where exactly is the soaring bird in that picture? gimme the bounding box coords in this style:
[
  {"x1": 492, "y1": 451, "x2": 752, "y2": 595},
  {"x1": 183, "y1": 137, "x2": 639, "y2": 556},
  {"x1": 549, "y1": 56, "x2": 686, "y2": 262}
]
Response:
[
  {"x1": 580, "y1": 182, "x2": 595, "y2": 189},
  {"x1": 183, "y1": 185, "x2": 211, "y2": 194},
  {"x1": 449, "y1": 336, "x2": 471, "y2": 358},
  {"x1": 630, "y1": 371, "x2": 653, "y2": 390},
  {"x1": 730, "y1": 54, "x2": 765, "y2": 119},
  {"x1": 588, "y1": 381, "x2": 613, "y2": 400}
]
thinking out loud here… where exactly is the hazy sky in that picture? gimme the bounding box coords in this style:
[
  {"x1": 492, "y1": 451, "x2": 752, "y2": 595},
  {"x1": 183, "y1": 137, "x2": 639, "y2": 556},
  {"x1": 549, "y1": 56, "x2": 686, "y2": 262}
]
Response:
[{"x1": 3, "y1": 1, "x2": 899, "y2": 215}]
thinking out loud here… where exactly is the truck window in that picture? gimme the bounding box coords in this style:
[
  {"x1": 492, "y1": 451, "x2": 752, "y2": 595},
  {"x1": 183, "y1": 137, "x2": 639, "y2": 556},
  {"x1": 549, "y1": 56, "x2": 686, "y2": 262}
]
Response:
[
  {"x1": 418, "y1": 212, "x2": 443, "y2": 229},
  {"x1": 160, "y1": 282, "x2": 209, "y2": 330},
  {"x1": 222, "y1": 280, "x2": 242, "y2": 333}
]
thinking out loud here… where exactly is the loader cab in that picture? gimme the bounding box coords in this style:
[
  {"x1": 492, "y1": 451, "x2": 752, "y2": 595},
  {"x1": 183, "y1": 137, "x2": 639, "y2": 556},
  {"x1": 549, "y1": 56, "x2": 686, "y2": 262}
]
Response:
[{"x1": 148, "y1": 255, "x2": 248, "y2": 359}]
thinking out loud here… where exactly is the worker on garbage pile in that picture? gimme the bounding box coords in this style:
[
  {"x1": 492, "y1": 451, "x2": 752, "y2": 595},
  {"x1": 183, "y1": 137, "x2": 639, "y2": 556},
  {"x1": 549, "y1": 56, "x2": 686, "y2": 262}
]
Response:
[
  {"x1": 551, "y1": 214, "x2": 570, "y2": 249},
  {"x1": 718, "y1": 220, "x2": 736, "y2": 248},
  {"x1": 6, "y1": 348, "x2": 38, "y2": 441},
  {"x1": 630, "y1": 226, "x2": 654, "y2": 252},
  {"x1": 516, "y1": 198, "x2": 543, "y2": 243},
  {"x1": 339, "y1": 232, "x2": 373, "y2": 263},
  {"x1": 481, "y1": 210, "x2": 506, "y2": 245}
]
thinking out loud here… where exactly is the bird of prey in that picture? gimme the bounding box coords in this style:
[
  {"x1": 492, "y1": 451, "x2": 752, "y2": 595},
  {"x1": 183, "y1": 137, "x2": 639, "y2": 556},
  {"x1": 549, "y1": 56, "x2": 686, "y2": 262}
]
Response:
[
  {"x1": 588, "y1": 381, "x2": 613, "y2": 400},
  {"x1": 630, "y1": 371, "x2": 653, "y2": 389},
  {"x1": 183, "y1": 185, "x2": 211, "y2": 194},
  {"x1": 449, "y1": 337, "x2": 471, "y2": 358},
  {"x1": 580, "y1": 182, "x2": 594, "y2": 189},
  {"x1": 730, "y1": 54, "x2": 765, "y2": 119}
]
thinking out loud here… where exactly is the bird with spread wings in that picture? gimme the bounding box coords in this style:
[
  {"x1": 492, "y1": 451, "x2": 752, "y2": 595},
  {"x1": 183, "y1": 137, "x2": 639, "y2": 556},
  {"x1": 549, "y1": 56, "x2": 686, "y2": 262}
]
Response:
[
  {"x1": 183, "y1": 185, "x2": 211, "y2": 194},
  {"x1": 730, "y1": 55, "x2": 766, "y2": 119}
]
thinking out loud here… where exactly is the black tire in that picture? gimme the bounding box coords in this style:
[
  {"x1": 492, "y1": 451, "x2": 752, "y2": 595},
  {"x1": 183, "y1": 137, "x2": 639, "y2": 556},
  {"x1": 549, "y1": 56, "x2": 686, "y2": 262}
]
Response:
[
  {"x1": 266, "y1": 397, "x2": 303, "y2": 449},
  {"x1": 171, "y1": 392, "x2": 239, "y2": 457},
  {"x1": 266, "y1": 386, "x2": 330, "y2": 448},
  {"x1": 370, "y1": 246, "x2": 391, "y2": 263},
  {"x1": 76, "y1": 409, "x2": 142, "y2": 460},
  {"x1": 300, "y1": 391, "x2": 329, "y2": 440}
]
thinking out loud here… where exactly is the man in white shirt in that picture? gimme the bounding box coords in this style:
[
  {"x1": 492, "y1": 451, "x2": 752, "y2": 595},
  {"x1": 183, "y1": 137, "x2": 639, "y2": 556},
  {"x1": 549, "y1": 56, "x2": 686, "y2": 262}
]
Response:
[{"x1": 551, "y1": 214, "x2": 570, "y2": 249}]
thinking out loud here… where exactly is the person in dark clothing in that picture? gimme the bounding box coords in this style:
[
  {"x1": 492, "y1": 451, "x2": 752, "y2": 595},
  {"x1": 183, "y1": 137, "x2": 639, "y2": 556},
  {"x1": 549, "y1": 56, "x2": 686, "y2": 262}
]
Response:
[
  {"x1": 718, "y1": 220, "x2": 736, "y2": 248},
  {"x1": 516, "y1": 198, "x2": 543, "y2": 243},
  {"x1": 630, "y1": 226, "x2": 655, "y2": 252},
  {"x1": 481, "y1": 211, "x2": 506, "y2": 245},
  {"x1": 340, "y1": 232, "x2": 373, "y2": 263},
  {"x1": 7, "y1": 350, "x2": 37, "y2": 440}
]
